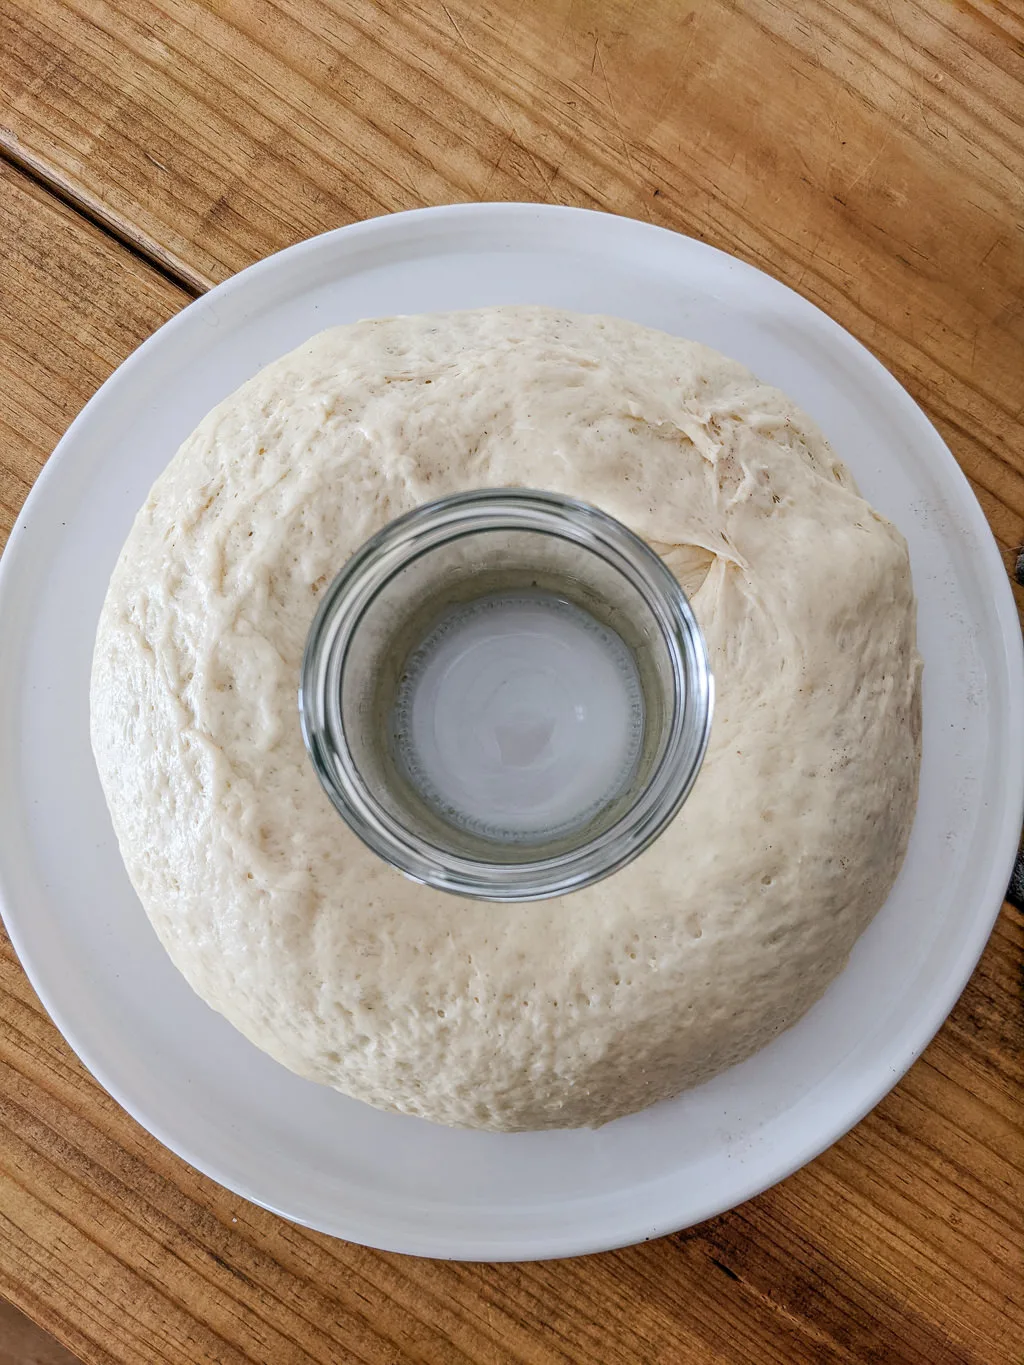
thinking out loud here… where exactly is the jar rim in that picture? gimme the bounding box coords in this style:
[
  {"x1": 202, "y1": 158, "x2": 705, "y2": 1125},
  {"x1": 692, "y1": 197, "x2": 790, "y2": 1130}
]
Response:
[{"x1": 299, "y1": 488, "x2": 714, "y2": 901}]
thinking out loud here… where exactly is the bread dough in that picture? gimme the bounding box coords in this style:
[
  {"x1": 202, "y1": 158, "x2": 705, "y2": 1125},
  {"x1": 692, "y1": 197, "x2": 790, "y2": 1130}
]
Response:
[{"x1": 90, "y1": 307, "x2": 922, "y2": 1131}]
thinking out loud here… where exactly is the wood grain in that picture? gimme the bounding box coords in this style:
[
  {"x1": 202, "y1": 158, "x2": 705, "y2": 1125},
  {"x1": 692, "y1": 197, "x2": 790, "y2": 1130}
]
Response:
[
  {"x1": 0, "y1": 1, "x2": 1022, "y2": 1361},
  {"x1": 0, "y1": 164, "x2": 188, "y2": 547}
]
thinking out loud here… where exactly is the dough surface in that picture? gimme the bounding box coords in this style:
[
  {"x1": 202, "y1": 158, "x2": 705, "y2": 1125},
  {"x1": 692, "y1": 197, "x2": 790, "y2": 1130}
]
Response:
[{"x1": 90, "y1": 307, "x2": 922, "y2": 1131}]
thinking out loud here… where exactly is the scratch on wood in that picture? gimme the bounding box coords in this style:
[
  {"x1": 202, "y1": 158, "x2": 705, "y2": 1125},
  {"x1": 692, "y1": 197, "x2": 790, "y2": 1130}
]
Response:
[
  {"x1": 844, "y1": 113, "x2": 898, "y2": 197},
  {"x1": 440, "y1": 2, "x2": 469, "y2": 50},
  {"x1": 437, "y1": 0, "x2": 553, "y2": 197},
  {"x1": 792, "y1": 227, "x2": 828, "y2": 292},
  {"x1": 594, "y1": 35, "x2": 650, "y2": 218}
]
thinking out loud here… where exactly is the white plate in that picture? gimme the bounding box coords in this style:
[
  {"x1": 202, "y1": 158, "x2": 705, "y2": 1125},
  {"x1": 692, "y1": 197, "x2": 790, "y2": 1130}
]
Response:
[{"x1": 0, "y1": 205, "x2": 1020, "y2": 1261}]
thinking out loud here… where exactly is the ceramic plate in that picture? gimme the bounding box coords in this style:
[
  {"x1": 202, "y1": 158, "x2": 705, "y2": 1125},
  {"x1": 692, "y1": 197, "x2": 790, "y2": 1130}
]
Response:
[{"x1": 0, "y1": 204, "x2": 1020, "y2": 1260}]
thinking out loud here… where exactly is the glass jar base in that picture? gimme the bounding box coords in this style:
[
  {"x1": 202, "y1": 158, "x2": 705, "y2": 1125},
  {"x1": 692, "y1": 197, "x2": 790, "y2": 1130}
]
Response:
[{"x1": 391, "y1": 590, "x2": 645, "y2": 846}]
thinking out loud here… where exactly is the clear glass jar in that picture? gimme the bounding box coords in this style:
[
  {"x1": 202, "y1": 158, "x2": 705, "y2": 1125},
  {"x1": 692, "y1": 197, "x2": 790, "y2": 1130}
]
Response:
[{"x1": 299, "y1": 489, "x2": 712, "y2": 901}]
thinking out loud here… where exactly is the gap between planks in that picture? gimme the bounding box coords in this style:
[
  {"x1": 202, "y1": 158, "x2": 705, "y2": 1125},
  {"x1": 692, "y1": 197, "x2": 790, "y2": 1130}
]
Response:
[{"x1": 0, "y1": 137, "x2": 206, "y2": 298}]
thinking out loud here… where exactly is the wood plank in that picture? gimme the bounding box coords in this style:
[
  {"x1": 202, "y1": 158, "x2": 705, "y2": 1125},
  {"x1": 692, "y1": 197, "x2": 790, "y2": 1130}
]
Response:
[
  {"x1": 0, "y1": 162, "x2": 191, "y2": 547},
  {"x1": 1, "y1": 0, "x2": 1022, "y2": 586},
  {"x1": 0, "y1": 2, "x2": 1022, "y2": 1361}
]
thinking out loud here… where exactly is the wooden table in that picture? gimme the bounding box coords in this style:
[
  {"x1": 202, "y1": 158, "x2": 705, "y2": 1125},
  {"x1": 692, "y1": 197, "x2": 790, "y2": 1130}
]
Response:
[{"x1": 0, "y1": 2, "x2": 1022, "y2": 1361}]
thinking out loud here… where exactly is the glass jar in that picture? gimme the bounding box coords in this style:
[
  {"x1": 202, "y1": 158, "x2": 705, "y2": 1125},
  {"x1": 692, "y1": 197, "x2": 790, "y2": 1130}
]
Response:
[{"x1": 300, "y1": 489, "x2": 712, "y2": 901}]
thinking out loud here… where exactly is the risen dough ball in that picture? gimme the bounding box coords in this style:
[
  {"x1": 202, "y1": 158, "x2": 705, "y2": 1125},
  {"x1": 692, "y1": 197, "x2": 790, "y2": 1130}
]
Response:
[{"x1": 90, "y1": 307, "x2": 921, "y2": 1131}]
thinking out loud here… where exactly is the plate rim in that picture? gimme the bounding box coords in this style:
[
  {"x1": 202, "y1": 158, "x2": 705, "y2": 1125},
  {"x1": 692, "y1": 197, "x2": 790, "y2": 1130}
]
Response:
[{"x1": 1, "y1": 201, "x2": 1021, "y2": 1260}]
